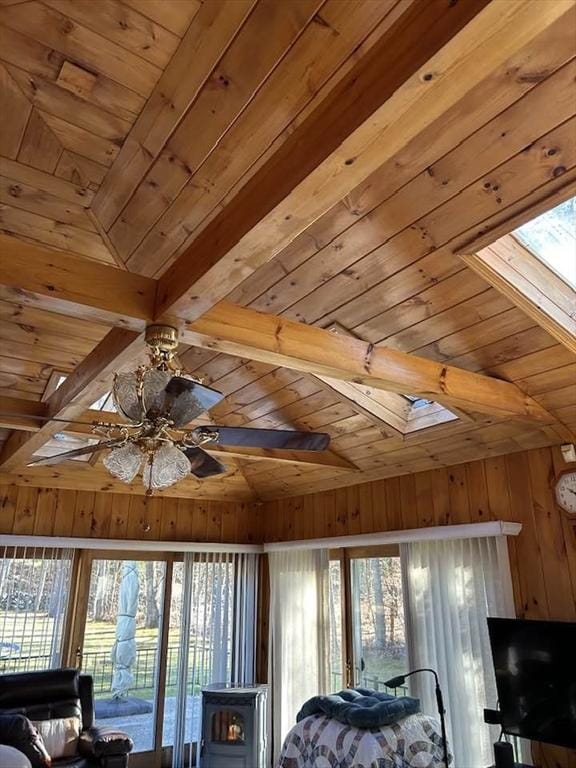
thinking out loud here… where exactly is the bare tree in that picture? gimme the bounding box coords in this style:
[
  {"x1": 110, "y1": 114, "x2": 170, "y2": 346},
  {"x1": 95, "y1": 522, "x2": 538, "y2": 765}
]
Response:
[
  {"x1": 371, "y1": 559, "x2": 386, "y2": 650},
  {"x1": 144, "y1": 561, "x2": 160, "y2": 629}
]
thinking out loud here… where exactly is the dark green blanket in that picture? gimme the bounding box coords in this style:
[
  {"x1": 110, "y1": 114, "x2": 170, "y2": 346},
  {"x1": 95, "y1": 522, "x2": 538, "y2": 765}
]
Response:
[{"x1": 296, "y1": 688, "x2": 420, "y2": 729}]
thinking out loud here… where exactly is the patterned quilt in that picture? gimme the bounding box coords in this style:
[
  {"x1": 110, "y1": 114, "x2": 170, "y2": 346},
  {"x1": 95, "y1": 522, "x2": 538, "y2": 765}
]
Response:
[{"x1": 277, "y1": 712, "x2": 451, "y2": 767}]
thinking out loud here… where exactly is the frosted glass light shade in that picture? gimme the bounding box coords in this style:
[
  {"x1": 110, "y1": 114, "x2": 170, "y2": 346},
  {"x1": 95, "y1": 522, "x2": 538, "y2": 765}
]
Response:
[
  {"x1": 103, "y1": 443, "x2": 143, "y2": 483},
  {"x1": 113, "y1": 370, "x2": 172, "y2": 422},
  {"x1": 142, "y1": 444, "x2": 191, "y2": 491}
]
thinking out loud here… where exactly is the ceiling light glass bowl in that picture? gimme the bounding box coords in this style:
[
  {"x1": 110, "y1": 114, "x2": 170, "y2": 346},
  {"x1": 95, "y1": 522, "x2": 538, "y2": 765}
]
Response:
[
  {"x1": 142, "y1": 444, "x2": 192, "y2": 491},
  {"x1": 103, "y1": 443, "x2": 143, "y2": 483}
]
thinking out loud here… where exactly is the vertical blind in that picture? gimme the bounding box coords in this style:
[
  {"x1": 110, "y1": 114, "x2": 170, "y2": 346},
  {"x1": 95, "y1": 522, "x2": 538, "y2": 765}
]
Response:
[
  {"x1": 0, "y1": 546, "x2": 74, "y2": 674},
  {"x1": 172, "y1": 551, "x2": 259, "y2": 768}
]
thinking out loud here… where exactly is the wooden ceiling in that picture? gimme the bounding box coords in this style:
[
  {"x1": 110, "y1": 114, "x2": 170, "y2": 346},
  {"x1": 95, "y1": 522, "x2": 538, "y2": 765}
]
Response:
[{"x1": 0, "y1": 0, "x2": 574, "y2": 502}]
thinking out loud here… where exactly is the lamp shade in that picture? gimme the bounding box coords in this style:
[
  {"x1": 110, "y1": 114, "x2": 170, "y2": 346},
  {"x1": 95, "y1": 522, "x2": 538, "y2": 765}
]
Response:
[
  {"x1": 104, "y1": 443, "x2": 143, "y2": 483},
  {"x1": 142, "y1": 444, "x2": 191, "y2": 491}
]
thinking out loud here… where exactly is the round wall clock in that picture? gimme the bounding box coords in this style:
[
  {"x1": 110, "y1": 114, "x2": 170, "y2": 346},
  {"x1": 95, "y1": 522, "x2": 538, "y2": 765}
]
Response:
[{"x1": 555, "y1": 470, "x2": 576, "y2": 516}]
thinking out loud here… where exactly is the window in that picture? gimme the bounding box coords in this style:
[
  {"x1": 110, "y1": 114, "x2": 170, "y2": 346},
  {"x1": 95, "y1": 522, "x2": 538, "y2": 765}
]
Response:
[
  {"x1": 328, "y1": 559, "x2": 343, "y2": 690},
  {"x1": 82, "y1": 558, "x2": 167, "y2": 754},
  {"x1": 514, "y1": 197, "x2": 576, "y2": 287},
  {"x1": 328, "y1": 546, "x2": 408, "y2": 695},
  {"x1": 166, "y1": 552, "x2": 259, "y2": 767},
  {"x1": 350, "y1": 553, "x2": 407, "y2": 692},
  {"x1": 0, "y1": 547, "x2": 73, "y2": 674}
]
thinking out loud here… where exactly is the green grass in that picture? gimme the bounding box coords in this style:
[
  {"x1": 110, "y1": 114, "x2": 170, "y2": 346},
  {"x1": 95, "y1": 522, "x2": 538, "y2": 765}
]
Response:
[
  {"x1": 1, "y1": 612, "x2": 189, "y2": 701},
  {"x1": 361, "y1": 652, "x2": 407, "y2": 689}
]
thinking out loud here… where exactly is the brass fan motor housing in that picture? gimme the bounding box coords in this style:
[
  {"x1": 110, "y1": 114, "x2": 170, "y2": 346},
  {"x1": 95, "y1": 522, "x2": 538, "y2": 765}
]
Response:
[{"x1": 145, "y1": 325, "x2": 179, "y2": 353}]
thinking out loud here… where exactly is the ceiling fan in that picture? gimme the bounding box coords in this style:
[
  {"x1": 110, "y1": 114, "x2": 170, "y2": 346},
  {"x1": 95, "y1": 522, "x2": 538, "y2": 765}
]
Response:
[{"x1": 26, "y1": 325, "x2": 330, "y2": 494}]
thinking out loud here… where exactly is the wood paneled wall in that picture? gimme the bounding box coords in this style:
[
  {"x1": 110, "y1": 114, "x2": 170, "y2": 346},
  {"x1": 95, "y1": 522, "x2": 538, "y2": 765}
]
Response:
[
  {"x1": 0, "y1": 486, "x2": 257, "y2": 544},
  {"x1": 261, "y1": 445, "x2": 576, "y2": 767},
  {"x1": 262, "y1": 446, "x2": 576, "y2": 620}
]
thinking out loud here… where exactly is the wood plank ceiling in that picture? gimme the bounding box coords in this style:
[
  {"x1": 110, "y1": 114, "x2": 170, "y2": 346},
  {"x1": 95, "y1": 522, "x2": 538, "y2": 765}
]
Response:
[{"x1": 0, "y1": 0, "x2": 574, "y2": 502}]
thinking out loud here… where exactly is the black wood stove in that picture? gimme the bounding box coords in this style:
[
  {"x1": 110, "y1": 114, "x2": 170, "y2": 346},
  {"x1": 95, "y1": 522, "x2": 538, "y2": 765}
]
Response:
[{"x1": 200, "y1": 683, "x2": 268, "y2": 768}]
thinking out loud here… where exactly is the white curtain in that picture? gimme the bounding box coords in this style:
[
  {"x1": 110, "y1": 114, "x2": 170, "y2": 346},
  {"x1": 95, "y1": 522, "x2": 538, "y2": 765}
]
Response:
[
  {"x1": 401, "y1": 536, "x2": 517, "y2": 767},
  {"x1": 172, "y1": 551, "x2": 259, "y2": 768},
  {"x1": 268, "y1": 548, "x2": 330, "y2": 762}
]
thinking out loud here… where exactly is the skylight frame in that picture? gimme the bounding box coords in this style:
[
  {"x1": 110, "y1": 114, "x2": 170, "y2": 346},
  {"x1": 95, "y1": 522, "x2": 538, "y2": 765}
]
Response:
[{"x1": 513, "y1": 197, "x2": 576, "y2": 289}]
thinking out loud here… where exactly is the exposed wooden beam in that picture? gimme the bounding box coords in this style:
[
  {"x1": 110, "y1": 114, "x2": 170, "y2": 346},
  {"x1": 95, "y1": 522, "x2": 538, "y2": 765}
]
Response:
[
  {"x1": 154, "y1": 0, "x2": 574, "y2": 324},
  {"x1": 154, "y1": 0, "x2": 498, "y2": 321},
  {"x1": 0, "y1": 328, "x2": 143, "y2": 469},
  {"x1": 314, "y1": 375, "x2": 407, "y2": 440},
  {"x1": 312, "y1": 322, "x2": 409, "y2": 438},
  {"x1": 315, "y1": 323, "x2": 469, "y2": 435},
  {"x1": 179, "y1": 301, "x2": 557, "y2": 424},
  {"x1": 0, "y1": 397, "x2": 356, "y2": 472},
  {"x1": 0, "y1": 235, "x2": 155, "y2": 328},
  {"x1": 461, "y1": 235, "x2": 576, "y2": 354},
  {"x1": 0, "y1": 395, "x2": 47, "y2": 430}
]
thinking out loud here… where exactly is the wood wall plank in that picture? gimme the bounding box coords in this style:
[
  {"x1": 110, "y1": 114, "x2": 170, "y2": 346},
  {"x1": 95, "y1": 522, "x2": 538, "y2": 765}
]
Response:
[{"x1": 0, "y1": 486, "x2": 257, "y2": 544}]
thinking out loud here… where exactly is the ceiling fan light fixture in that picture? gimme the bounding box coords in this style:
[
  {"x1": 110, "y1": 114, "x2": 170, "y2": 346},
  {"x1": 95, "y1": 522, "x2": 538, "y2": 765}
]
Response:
[
  {"x1": 32, "y1": 323, "x2": 330, "y2": 494},
  {"x1": 113, "y1": 369, "x2": 174, "y2": 422},
  {"x1": 103, "y1": 442, "x2": 143, "y2": 483},
  {"x1": 142, "y1": 443, "x2": 192, "y2": 493}
]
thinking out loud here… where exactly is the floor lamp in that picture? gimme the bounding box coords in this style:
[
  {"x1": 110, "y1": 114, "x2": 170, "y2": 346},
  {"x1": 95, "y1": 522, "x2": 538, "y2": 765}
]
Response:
[{"x1": 385, "y1": 668, "x2": 449, "y2": 767}]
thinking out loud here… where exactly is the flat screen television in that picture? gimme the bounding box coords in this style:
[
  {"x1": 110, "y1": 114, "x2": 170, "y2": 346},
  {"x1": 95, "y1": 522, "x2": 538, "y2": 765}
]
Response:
[{"x1": 487, "y1": 617, "x2": 576, "y2": 748}]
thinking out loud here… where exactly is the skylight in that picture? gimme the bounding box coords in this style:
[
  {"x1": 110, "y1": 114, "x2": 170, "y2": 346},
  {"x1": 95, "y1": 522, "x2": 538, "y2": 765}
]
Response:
[
  {"x1": 404, "y1": 395, "x2": 433, "y2": 409},
  {"x1": 47, "y1": 374, "x2": 116, "y2": 412},
  {"x1": 514, "y1": 197, "x2": 576, "y2": 287}
]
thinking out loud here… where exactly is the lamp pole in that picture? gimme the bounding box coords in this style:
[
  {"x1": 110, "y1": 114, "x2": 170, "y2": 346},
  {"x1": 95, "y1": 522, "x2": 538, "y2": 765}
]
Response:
[{"x1": 384, "y1": 668, "x2": 449, "y2": 767}]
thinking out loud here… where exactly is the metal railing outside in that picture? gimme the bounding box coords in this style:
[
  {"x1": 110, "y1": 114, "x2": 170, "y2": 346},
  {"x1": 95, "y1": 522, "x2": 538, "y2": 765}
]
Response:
[
  {"x1": 0, "y1": 644, "x2": 224, "y2": 697},
  {"x1": 1, "y1": 650, "x2": 408, "y2": 699},
  {"x1": 329, "y1": 668, "x2": 408, "y2": 697}
]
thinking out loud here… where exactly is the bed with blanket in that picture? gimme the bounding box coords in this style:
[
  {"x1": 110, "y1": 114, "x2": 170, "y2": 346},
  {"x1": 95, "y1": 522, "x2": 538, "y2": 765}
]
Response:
[{"x1": 277, "y1": 689, "x2": 450, "y2": 768}]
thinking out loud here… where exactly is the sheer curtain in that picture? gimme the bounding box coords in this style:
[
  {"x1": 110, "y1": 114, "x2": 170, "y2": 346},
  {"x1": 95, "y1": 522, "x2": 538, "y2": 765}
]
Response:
[
  {"x1": 268, "y1": 548, "x2": 330, "y2": 762},
  {"x1": 172, "y1": 551, "x2": 259, "y2": 768},
  {"x1": 400, "y1": 536, "x2": 516, "y2": 767}
]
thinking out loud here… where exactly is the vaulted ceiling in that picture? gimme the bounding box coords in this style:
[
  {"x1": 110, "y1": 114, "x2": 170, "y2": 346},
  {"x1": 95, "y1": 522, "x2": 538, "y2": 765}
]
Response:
[{"x1": 0, "y1": 0, "x2": 574, "y2": 501}]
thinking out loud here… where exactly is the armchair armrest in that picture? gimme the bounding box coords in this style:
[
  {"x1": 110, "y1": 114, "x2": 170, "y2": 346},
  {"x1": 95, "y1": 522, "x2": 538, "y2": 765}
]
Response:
[
  {"x1": 78, "y1": 725, "x2": 133, "y2": 758},
  {"x1": 0, "y1": 714, "x2": 51, "y2": 767}
]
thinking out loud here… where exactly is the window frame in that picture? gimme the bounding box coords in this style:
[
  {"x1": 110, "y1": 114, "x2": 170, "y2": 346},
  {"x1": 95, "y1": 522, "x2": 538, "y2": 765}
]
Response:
[{"x1": 329, "y1": 544, "x2": 402, "y2": 689}]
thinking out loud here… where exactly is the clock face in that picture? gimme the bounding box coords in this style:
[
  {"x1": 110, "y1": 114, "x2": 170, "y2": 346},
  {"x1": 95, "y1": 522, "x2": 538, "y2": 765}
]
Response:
[{"x1": 555, "y1": 471, "x2": 576, "y2": 515}]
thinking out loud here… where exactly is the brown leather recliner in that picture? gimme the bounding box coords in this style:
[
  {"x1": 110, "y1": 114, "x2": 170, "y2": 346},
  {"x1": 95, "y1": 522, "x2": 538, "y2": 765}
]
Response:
[{"x1": 0, "y1": 669, "x2": 133, "y2": 768}]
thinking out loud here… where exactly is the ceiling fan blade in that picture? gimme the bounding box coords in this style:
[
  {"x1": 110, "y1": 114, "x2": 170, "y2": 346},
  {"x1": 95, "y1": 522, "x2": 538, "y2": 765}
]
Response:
[
  {"x1": 146, "y1": 376, "x2": 224, "y2": 427},
  {"x1": 182, "y1": 446, "x2": 227, "y2": 478},
  {"x1": 0, "y1": 411, "x2": 115, "y2": 427},
  {"x1": 197, "y1": 426, "x2": 330, "y2": 451},
  {"x1": 27, "y1": 438, "x2": 125, "y2": 467}
]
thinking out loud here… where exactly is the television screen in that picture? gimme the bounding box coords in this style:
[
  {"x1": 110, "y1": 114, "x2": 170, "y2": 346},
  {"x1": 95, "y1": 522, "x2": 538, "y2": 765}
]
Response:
[{"x1": 487, "y1": 618, "x2": 576, "y2": 748}]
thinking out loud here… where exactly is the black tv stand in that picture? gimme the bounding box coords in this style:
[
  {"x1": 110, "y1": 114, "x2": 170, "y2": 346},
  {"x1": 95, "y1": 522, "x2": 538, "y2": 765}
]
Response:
[
  {"x1": 486, "y1": 764, "x2": 531, "y2": 768},
  {"x1": 488, "y1": 763, "x2": 534, "y2": 768},
  {"x1": 486, "y1": 737, "x2": 532, "y2": 768}
]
